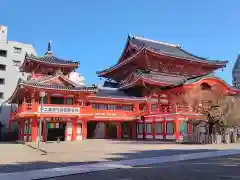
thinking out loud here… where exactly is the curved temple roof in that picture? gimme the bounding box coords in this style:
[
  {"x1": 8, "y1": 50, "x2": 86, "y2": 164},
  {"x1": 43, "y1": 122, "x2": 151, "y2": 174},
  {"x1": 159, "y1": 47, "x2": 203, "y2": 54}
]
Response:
[
  {"x1": 129, "y1": 36, "x2": 228, "y2": 65},
  {"x1": 20, "y1": 41, "x2": 79, "y2": 71},
  {"x1": 97, "y1": 35, "x2": 228, "y2": 76},
  {"x1": 117, "y1": 69, "x2": 236, "y2": 92},
  {"x1": 7, "y1": 73, "x2": 97, "y2": 103},
  {"x1": 24, "y1": 54, "x2": 79, "y2": 66},
  {"x1": 119, "y1": 70, "x2": 187, "y2": 89},
  {"x1": 91, "y1": 86, "x2": 147, "y2": 101}
]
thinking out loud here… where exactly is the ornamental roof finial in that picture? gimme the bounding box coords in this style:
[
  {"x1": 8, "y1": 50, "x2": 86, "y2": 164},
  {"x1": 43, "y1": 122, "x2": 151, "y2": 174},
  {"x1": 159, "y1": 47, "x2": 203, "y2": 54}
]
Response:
[
  {"x1": 48, "y1": 40, "x2": 51, "y2": 51},
  {"x1": 45, "y1": 40, "x2": 52, "y2": 55}
]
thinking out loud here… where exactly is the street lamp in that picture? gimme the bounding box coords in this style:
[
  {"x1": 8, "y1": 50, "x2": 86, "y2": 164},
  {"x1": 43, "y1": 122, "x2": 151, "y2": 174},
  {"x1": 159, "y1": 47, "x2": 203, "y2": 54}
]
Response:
[{"x1": 37, "y1": 91, "x2": 46, "y2": 151}]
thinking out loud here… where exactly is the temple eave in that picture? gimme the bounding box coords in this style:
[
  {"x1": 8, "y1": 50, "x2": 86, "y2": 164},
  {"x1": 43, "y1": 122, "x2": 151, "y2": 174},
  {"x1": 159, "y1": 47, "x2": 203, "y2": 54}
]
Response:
[
  {"x1": 25, "y1": 56, "x2": 79, "y2": 66},
  {"x1": 98, "y1": 48, "x2": 227, "y2": 78},
  {"x1": 119, "y1": 78, "x2": 175, "y2": 90}
]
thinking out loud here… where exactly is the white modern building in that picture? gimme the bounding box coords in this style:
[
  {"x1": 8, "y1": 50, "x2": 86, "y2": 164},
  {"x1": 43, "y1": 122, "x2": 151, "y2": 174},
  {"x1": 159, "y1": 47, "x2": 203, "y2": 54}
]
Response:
[{"x1": 0, "y1": 25, "x2": 37, "y2": 132}]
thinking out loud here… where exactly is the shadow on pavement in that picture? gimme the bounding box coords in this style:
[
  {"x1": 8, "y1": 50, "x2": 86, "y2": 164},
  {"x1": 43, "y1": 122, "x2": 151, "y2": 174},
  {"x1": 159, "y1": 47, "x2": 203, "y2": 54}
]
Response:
[
  {"x1": 0, "y1": 148, "x2": 219, "y2": 173},
  {"x1": 44, "y1": 155, "x2": 240, "y2": 180}
]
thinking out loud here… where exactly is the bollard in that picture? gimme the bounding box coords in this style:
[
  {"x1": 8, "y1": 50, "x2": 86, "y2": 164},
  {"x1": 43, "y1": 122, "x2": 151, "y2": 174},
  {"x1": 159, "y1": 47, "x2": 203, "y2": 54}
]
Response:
[{"x1": 233, "y1": 133, "x2": 237, "y2": 143}]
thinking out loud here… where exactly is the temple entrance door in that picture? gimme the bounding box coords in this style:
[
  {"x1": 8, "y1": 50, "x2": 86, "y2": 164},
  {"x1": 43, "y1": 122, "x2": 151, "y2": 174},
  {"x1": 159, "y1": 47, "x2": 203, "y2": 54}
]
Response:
[
  {"x1": 122, "y1": 122, "x2": 132, "y2": 139},
  {"x1": 87, "y1": 122, "x2": 98, "y2": 139},
  {"x1": 47, "y1": 122, "x2": 66, "y2": 141},
  {"x1": 106, "y1": 123, "x2": 117, "y2": 139}
]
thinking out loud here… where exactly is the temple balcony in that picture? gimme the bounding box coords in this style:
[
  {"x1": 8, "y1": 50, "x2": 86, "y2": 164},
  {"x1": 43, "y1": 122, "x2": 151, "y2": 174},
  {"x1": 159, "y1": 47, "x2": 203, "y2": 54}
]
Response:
[
  {"x1": 11, "y1": 103, "x2": 38, "y2": 119},
  {"x1": 148, "y1": 104, "x2": 194, "y2": 115},
  {"x1": 11, "y1": 103, "x2": 144, "y2": 121},
  {"x1": 91, "y1": 108, "x2": 143, "y2": 120}
]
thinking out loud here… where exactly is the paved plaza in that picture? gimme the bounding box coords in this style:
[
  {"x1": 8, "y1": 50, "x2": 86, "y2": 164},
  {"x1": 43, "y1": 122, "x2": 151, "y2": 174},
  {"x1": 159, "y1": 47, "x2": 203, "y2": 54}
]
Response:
[
  {"x1": 44, "y1": 154, "x2": 240, "y2": 180},
  {"x1": 0, "y1": 140, "x2": 239, "y2": 179}
]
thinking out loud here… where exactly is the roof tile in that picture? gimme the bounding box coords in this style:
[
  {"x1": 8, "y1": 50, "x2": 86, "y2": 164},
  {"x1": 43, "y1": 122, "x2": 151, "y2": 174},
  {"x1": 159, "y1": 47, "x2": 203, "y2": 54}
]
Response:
[
  {"x1": 26, "y1": 54, "x2": 79, "y2": 66},
  {"x1": 130, "y1": 36, "x2": 227, "y2": 65}
]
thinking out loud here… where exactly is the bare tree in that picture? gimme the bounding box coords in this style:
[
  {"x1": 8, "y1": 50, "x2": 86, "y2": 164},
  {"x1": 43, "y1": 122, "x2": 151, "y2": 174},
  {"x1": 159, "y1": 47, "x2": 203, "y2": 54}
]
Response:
[{"x1": 181, "y1": 84, "x2": 240, "y2": 135}]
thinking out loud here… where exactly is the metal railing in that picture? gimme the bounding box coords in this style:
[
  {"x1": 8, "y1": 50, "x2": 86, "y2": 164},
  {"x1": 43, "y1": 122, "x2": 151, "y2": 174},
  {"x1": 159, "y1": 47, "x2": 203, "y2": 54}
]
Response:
[{"x1": 182, "y1": 133, "x2": 238, "y2": 144}]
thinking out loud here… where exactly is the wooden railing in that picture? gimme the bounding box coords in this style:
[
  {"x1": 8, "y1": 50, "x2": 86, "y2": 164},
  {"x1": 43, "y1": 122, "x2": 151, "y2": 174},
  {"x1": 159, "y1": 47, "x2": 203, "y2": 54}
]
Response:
[
  {"x1": 12, "y1": 102, "x2": 198, "y2": 118},
  {"x1": 12, "y1": 103, "x2": 143, "y2": 118},
  {"x1": 149, "y1": 104, "x2": 193, "y2": 114}
]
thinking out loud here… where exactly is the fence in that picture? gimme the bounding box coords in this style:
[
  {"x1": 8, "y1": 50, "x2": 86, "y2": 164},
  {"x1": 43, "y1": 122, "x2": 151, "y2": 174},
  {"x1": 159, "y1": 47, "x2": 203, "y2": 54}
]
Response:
[{"x1": 182, "y1": 133, "x2": 238, "y2": 144}]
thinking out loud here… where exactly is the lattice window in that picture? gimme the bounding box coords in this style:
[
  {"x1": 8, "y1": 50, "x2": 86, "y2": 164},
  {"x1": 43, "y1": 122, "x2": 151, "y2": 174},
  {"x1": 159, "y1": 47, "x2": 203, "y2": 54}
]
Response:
[
  {"x1": 166, "y1": 122, "x2": 174, "y2": 134},
  {"x1": 137, "y1": 123, "x2": 143, "y2": 134},
  {"x1": 145, "y1": 123, "x2": 152, "y2": 133},
  {"x1": 120, "y1": 105, "x2": 133, "y2": 111},
  {"x1": 156, "y1": 123, "x2": 163, "y2": 133}
]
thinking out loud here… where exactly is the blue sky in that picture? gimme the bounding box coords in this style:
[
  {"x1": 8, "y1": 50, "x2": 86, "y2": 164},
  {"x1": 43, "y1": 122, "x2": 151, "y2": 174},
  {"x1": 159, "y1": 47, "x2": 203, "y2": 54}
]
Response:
[{"x1": 2, "y1": 0, "x2": 240, "y2": 85}]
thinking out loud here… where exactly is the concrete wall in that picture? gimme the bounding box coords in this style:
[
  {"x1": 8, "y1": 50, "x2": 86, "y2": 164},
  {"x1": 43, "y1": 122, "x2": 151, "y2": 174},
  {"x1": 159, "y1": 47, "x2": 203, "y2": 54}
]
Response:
[{"x1": 0, "y1": 25, "x2": 37, "y2": 132}]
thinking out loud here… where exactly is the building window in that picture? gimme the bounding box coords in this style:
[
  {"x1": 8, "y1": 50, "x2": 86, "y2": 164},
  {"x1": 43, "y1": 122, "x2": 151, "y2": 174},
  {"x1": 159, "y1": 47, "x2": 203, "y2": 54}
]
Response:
[
  {"x1": 14, "y1": 47, "x2": 22, "y2": 54},
  {"x1": 180, "y1": 121, "x2": 188, "y2": 134},
  {"x1": 92, "y1": 103, "x2": 108, "y2": 110},
  {"x1": 0, "y1": 78, "x2": 4, "y2": 85},
  {"x1": 0, "y1": 64, "x2": 6, "y2": 71},
  {"x1": 151, "y1": 104, "x2": 157, "y2": 111},
  {"x1": 107, "y1": 104, "x2": 118, "y2": 110},
  {"x1": 0, "y1": 49, "x2": 7, "y2": 57},
  {"x1": 166, "y1": 122, "x2": 174, "y2": 134},
  {"x1": 120, "y1": 105, "x2": 133, "y2": 111},
  {"x1": 156, "y1": 122, "x2": 163, "y2": 133},
  {"x1": 145, "y1": 123, "x2": 152, "y2": 133},
  {"x1": 12, "y1": 60, "x2": 21, "y2": 67},
  {"x1": 66, "y1": 97, "x2": 73, "y2": 105},
  {"x1": 137, "y1": 123, "x2": 143, "y2": 134},
  {"x1": 50, "y1": 96, "x2": 64, "y2": 104},
  {"x1": 39, "y1": 95, "x2": 48, "y2": 104},
  {"x1": 0, "y1": 92, "x2": 4, "y2": 99}
]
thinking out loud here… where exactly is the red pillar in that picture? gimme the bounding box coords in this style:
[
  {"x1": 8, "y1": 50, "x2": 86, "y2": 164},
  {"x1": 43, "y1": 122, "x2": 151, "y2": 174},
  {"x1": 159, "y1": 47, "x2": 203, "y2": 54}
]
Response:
[
  {"x1": 42, "y1": 120, "x2": 47, "y2": 142},
  {"x1": 152, "y1": 117, "x2": 156, "y2": 139},
  {"x1": 131, "y1": 121, "x2": 136, "y2": 139},
  {"x1": 117, "y1": 122, "x2": 122, "y2": 139},
  {"x1": 31, "y1": 119, "x2": 38, "y2": 142},
  {"x1": 31, "y1": 119, "x2": 38, "y2": 141},
  {"x1": 174, "y1": 118, "x2": 180, "y2": 141},
  {"x1": 82, "y1": 120, "x2": 87, "y2": 140},
  {"x1": 162, "y1": 118, "x2": 166, "y2": 138},
  {"x1": 72, "y1": 119, "x2": 77, "y2": 141},
  {"x1": 188, "y1": 122, "x2": 193, "y2": 134}
]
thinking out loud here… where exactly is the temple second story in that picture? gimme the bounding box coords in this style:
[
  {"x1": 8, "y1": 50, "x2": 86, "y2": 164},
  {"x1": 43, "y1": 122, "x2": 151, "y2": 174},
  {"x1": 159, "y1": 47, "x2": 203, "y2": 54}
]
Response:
[
  {"x1": 20, "y1": 41, "x2": 81, "y2": 80},
  {"x1": 97, "y1": 35, "x2": 231, "y2": 102},
  {"x1": 97, "y1": 35, "x2": 228, "y2": 82}
]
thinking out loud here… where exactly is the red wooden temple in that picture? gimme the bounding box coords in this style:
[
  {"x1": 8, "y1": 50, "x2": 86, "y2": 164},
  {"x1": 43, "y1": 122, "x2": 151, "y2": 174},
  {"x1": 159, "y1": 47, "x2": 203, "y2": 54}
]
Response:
[
  {"x1": 8, "y1": 36, "x2": 239, "y2": 142},
  {"x1": 97, "y1": 35, "x2": 238, "y2": 141}
]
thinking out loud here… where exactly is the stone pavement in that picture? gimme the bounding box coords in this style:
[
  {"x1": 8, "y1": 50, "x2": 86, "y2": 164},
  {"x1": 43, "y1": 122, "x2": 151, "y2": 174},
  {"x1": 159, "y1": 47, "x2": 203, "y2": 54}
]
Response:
[
  {"x1": 0, "y1": 140, "x2": 240, "y2": 179},
  {"x1": 1, "y1": 149, "x2": 239, "y2": 180},
  {"x1": 44, "y1": 154, "x2": 240, "y2": 180}
]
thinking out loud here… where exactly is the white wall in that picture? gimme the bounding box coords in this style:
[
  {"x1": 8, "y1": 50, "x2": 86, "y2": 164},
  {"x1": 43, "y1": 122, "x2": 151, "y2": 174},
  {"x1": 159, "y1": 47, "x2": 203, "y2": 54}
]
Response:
[{"x1": 0, "y1": 25, "x2": 37, "y2": 132}]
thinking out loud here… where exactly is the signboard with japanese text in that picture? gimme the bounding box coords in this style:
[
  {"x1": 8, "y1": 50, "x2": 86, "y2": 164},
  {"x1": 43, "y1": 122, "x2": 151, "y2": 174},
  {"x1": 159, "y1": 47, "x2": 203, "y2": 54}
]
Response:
[{"x1": 38, "y1": 106, "x2": 80, "y2": 114}]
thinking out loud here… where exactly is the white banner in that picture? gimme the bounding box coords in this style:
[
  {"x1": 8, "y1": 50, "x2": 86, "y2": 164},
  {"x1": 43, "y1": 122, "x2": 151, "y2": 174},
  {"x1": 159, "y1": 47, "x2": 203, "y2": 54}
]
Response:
[{"x1": 38, "y1": 106, "x2": 80, "y2": 114}]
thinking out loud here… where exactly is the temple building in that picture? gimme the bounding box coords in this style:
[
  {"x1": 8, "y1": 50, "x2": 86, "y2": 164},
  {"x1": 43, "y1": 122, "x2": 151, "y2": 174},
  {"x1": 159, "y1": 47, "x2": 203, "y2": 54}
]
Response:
[
  {"x1": 8, "y1": 42, "x2": 145, "y2": 142},
  {"x1": 97, "y1": 35, "x2": 238, "y2": 141},
  {"x1": 8, "y1": 36, "x2": 239, "y2": 142}
]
